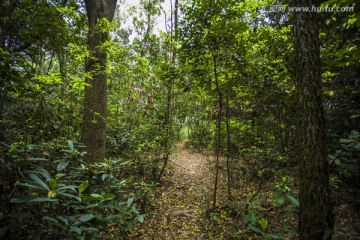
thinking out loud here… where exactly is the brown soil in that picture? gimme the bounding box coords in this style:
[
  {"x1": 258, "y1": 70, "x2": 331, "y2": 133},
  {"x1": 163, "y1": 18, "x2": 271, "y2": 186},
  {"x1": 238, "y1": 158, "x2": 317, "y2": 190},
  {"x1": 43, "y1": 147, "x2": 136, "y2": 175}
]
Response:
[
  {"x1": 129, "y1": 142, "x2": 360, "y2": 240},
  {"x1": 130, "y1": 141, "x2": 215, "y2": 239}
]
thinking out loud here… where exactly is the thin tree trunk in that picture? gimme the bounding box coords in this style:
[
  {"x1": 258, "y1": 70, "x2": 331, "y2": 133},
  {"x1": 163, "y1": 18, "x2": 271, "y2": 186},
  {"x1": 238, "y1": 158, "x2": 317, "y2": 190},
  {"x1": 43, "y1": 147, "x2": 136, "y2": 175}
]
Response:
[
  {"x1": 158, "y1": 82, "x2": 172, "y2": 180},
  {"x1": 82, "y1": 0, "x2": 117, "y2": 162},
  {"x1": 212, "y1": 53, "x2": 222, "y2": 211},
  {"x1": 225, "y1": 89, "x2": 232, "y2": 200},
  {"x1": 158, "y1": 0, "x2": 178, "y2": 181},
  {"x1": 292, "y1": 0, "x2": 334, "y2": 238},
  {"x1": 278, "y1": 109, "x2": 285, "y2": 152}
]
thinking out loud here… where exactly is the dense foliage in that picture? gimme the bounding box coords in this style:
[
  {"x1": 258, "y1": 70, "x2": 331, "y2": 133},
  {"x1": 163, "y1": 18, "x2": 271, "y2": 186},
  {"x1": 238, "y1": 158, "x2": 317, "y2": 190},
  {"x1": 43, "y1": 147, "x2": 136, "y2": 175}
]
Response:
[{"x1": 0, "y1": 0, "x2": 359, "y2": 239}]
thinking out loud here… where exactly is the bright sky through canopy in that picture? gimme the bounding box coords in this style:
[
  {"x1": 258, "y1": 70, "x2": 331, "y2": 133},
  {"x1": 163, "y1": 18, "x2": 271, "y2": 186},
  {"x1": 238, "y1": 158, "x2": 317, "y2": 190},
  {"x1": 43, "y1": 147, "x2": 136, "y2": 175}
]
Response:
[{"x1": 118, "y1": 0, "x2": 172, "y2": 35}]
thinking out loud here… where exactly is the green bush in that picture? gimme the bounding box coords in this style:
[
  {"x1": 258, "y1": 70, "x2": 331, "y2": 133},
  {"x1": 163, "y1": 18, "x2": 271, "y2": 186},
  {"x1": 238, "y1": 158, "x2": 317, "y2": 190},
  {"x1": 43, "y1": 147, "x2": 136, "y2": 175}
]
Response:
[
  {"x1": 0, "y1": 140, "x2": 148, "y2": 239},
  {"x1": 329, "y1": 130, "x2": 360, "y2": 185}
]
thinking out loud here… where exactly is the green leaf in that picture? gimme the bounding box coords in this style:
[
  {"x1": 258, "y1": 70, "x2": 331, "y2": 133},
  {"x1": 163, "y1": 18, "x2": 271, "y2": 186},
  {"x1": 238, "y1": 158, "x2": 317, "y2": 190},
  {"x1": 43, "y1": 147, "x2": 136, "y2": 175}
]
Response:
[
  {"x1": 57, "y1": 185, "x2": 78, "y2": 193},
  {"x1": 277, "y1": 196, "x2": 285, "y2": 205},
  {"x1": 90, "y1": 193, "x2": 102, "y2": 198},
  {"x1": 78, "y1": 214, "x2": 95, "y2": 223},
  {"x1": 286, "y1": 194, "x2": 300, "y2": 207},
  {"x1": 101, "y1": 174, "x2": 109, "y2": 181},
  {"x1": 57, "y1": 192, "x2": 82, "y2": 202},
  {"x1": 127, "y1": 198, "x2": 134, "y2": 207},
  {"x1": 354, "y1": 142, "x2": 360, "y2": 150},
  {"x1": 42, "y1": 216, "x2": 60, "y2": 225},
  {"x1": 339, "y1": 138, "x2": 352, "y2": 143},
  {"x1": 30, "y1": 174, "x2": 50, "y2": 191},
  {"x1": 249, "y1": 210, "x2": 256, "y2": 225},
  {"x1": 350, "y1": 130, "x2": 359, "y2": 137},
  {"x1": 10, "y1": 198, "x2": 27, "y2": 203},
  {"x1": 78, "y1": 180, "x2": 89, "y2": 194},
  {"x1": 102, "y1": 193, "x2": 115, "y2": 200},
  {"x1": 68, "y1": 140, "x2": 74, "y2": 151},
  {"x1": 249, "y1": 225, "x2": 263, "y2": 234},
  {"x1": 49, "y1": 179, "x2": 56, "y2": 191},
  {"x1": 334, "y1": 159, "x2": 341, "y2": 166},
  {"x1": 136, "y1": 214, "x2": 145, "y2": 223},
  {"x1": 27, "y1": 157, "x2": 47, "y2": 161},
  {"x1": 71, "y1": 226, "x2": 81, "y2": 235},
  {"x1": 264, "y1": 233, "x2": 286, "y2": 239},
  {"x1": 28, "y1": 197, "x2": 58, "y2": 203},
  {"x1": 273, "y1": 233, "x2": 286, "y2": 239},
  {"x1": 57, "y1": 216, "x2": 69, "y2": 225},
  {"x1": 55, "y1": 173, "x2": 65, "y2": 179},
  {"x1": 16, "y1": 182, "x2": 43, "y2": 190},
  {"x1": 258, "y1": 218, "x2": 268, "y2": 231},
  {"x1": 38, "y1": 168, "x2": 51, "y2": 181},
  {"x1": 57, "y1": 161, "x2": 69, "y2": 171}
]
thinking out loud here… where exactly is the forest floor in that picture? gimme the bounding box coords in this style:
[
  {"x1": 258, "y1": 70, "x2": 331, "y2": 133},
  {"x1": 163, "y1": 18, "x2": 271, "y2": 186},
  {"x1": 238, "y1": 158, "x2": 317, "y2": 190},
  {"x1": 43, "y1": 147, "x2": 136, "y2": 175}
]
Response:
[
  {"x1": 129, "y1": 141, "x2": 360, "y2": 240},
  {"x1": 130, "y1": 141, "x2": 216, "y2": 239}
]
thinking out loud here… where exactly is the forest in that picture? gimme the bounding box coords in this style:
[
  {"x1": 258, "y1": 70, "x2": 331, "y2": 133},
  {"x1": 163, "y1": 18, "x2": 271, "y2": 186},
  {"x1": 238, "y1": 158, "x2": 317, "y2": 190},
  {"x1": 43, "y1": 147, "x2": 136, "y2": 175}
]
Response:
[{"x1": 0, "y1": 0, "x2": 359, "y2": 239}]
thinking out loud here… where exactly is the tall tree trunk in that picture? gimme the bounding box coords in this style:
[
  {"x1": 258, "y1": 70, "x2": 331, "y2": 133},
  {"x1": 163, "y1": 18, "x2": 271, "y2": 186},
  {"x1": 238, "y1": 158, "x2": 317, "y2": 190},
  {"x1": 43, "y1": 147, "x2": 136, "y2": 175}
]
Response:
[
  {"x1": 212, "y1": 52, "x2": 222, "y2": 211},
  {"x1": 82, "y1": 0, "x2": 117, "y2": 161},
  {"x1": 225, "y1": 89, "x2": 232, "y2": 200},
  {"x1": 293, "y1": 0, "x2": 334, "y2": 239},
  {"x1": 158, "y1": 0, "x2": 178, "y2": 181}
]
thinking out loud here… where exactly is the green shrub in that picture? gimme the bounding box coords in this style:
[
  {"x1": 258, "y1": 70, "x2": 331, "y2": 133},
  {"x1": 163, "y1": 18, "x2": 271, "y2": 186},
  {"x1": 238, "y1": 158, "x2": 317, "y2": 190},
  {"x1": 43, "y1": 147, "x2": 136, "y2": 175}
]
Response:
[
  {"x1": 329, "y1": 130, "x2": 360, "y2": 185},
  {"x1": 0, "y1": 140, "x2": 148, "y2": 239}
]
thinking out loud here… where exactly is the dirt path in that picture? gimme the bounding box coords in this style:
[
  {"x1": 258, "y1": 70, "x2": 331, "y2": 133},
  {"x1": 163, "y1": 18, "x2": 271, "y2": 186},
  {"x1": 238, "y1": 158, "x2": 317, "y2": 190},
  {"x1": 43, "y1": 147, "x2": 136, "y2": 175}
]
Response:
[
  {"x1": 129, "y1": 141, "x2": 360, "y2": 240},
  {"x1": 131, "y1": 142, "x2": 214, "y2": 239}
]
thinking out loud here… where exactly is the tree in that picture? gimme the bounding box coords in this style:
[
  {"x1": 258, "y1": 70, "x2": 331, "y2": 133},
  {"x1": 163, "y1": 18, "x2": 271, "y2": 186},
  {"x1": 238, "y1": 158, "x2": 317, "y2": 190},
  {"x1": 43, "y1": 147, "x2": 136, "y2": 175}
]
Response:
[
  {"x1": 292, "y1": 0, "x2": 334, "y2": 238},
  {"x1": 82, "y1": 0, "x2": 117, "y2": 161}
]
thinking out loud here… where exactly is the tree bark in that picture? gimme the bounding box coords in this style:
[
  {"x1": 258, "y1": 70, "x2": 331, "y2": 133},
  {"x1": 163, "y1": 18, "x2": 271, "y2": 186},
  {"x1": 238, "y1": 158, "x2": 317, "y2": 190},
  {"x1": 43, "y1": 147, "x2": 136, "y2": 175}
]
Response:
[
  {"x1": 158, "y1": 0, "x2": 178, "y2": 181},
  {"x1": 82, "y1": 0, "x2": 117, "y2": 161},
  {"x1": 225, "y1": 89, "x2": 232, "y2": 200},
  {"x1": 212, "y1": 52, "x2": 222, "y2": 211},
  {"x1": 292, "y1": 0, "x2": 334, "y2": 239}
]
